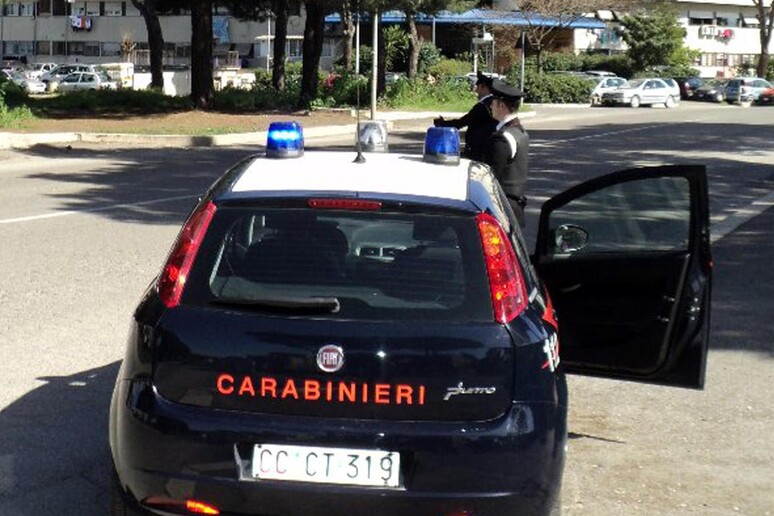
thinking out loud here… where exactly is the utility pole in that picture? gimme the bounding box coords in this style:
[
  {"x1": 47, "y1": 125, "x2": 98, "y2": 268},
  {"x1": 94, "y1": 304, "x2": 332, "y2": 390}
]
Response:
[{"x1": 370, "y1": 11, "x2": 378, "y2": 120}]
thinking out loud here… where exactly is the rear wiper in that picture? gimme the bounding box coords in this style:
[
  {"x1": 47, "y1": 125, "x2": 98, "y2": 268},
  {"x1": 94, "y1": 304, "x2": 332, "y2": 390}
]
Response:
[{"x1": 213, "y1": 295, "x2": 341, "y2": 314}]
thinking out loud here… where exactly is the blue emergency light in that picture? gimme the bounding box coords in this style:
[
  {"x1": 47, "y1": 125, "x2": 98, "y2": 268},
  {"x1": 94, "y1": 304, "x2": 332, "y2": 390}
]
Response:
[
  {"x1": 423, "y1": 127, "x2": 460, "y2": 165},
  {"x1": 266, "y1": 121, "x2": 304, "y2": 158}
]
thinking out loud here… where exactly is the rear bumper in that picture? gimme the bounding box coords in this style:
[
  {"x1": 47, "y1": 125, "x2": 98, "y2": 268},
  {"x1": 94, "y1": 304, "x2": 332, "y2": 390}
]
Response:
[{"x1": 110, "y1": 379, "x2": 567, "y2": 516}]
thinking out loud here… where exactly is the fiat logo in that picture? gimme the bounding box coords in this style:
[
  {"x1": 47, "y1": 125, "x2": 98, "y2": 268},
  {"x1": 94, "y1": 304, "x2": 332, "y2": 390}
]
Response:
[{"x1": 316, "y1": 345, "x2": 344, "y2": 373}]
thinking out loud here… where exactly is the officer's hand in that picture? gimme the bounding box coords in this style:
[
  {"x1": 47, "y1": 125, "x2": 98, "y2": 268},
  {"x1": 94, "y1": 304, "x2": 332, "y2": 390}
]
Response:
[{"x1": 433, "y1": 117, "x2": 444, "y2": 127}]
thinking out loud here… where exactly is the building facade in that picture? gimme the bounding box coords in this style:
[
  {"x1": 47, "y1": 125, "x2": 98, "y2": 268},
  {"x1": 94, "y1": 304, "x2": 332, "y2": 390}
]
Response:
[
  {"x1": 1, "y1": 1, "x2": 772, "y2": 79},
  {"x1": 0, "y1": 1, "x2": 320, "y2": 69}
]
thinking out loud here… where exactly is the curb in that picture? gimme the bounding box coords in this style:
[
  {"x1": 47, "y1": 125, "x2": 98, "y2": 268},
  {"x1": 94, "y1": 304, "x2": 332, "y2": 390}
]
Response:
[
  {"x1": 0, "y1": 123, "x2": 361, "y2": 150},
  {"x1": 0, "y1": 110, "x2": 537, "y2": 150}
]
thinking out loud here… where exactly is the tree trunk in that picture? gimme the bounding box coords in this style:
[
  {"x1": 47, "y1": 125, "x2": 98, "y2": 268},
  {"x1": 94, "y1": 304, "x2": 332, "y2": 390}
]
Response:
[
  {"x1": 407, "y1": 11, "x2": 420, "y2": 79},
  {"x1": 341, "y1": 2, "x2": 354, "y2": 71},
  {"x1": 191, "y1": 0, "x2": 214, "y2": 109},
  {"x1": 757, "y1": 3, "x2": 774, "y2": 78},
  {"x1": 300, "y1": 2, "x2": 327, "y2": 108},
  {"x1": 272, "y1": 0, "x2": 289, "y2": 91},
  {"x1": 131, "y1": 0, "x2": 164, "y2": 89}
]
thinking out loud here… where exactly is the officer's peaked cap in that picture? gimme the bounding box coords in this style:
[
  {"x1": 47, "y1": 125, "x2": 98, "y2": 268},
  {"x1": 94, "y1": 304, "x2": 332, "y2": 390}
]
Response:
[
  {"x1": 476, "y1": 71, "x2": 494, "y2": 87},
  {"x1": 490, "y1": 79, "x2": 525, "y2": 101}
]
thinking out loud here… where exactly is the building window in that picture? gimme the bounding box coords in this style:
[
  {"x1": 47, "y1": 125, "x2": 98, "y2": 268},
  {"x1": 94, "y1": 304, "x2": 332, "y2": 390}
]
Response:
[
  {"x1": 85, "y1": 42, "x2": 100, "y2": 56},
  {"x1": 86, "y1": 2, "x2": 100, "y2": 16},
  {"x1": 69, "y1": 42, "x2": 86, "y2": 56},
  {"x1": 37, "y1": 41, "x2": 52, "y2": 55},
  {"x1": 102, "y1": 42, "x2": 122, "y2": 57},
  {"x1": 20, "y1": 2, "x2": 37, "y2": 16},
  {"x1": 322, "y1": 38, "x2": 339, "y2": 58},
  {"x1": 175, "y1": 44, "x2": 191, "y2": 58},
  {"x1": 104, "y1": 2, "x2": 123, "y2": 16},
  {"x1": 4, "y1": 3, "x2": 20, "y2": 16},
  {"x1": 287, "y1": 39, "x2": 303, "y2": 58},
  {"x1": 5, "y1": 41, "x2": 34, "y2": 54},
  {"x1": 53, "y1": 41, "x2": 67, "y2": 56}
]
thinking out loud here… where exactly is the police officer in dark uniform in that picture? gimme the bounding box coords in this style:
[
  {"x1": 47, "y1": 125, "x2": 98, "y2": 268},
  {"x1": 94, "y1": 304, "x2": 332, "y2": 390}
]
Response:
[
  {"x1": 484, "y1": 79, "x2": 529, "y2": 227},
  {"x1": 433, "y1": 71, "x2": 498, "y2": 162}
]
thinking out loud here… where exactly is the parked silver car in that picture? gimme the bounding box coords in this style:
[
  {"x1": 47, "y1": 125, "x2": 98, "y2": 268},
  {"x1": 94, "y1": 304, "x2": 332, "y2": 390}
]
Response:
[
  {"x1": 57, "y1": 71, "x2": 118, "y2": 93},
  {"x1": 1, "y1": 69, "x2": 47, "y2": 94},
  {"x1": 601, "y1": 78, "x2": 679, "y2": 108},
  {"x1": 589, "y1": 76, "x2": 627, "y2": 106}
]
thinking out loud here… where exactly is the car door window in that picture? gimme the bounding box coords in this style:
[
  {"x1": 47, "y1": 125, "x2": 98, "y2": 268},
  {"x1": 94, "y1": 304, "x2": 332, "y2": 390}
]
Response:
[{"x1": 544, "y1": 176, "x2": 690, "y2": 255}]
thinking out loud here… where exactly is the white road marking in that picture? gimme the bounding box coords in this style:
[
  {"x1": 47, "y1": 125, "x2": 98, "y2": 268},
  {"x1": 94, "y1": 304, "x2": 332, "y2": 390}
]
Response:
[
  {"x1": 711, "y1": 190, "x2": 774, "y2": 243},
  {"x1": 0, "y1": 194, "x2": 195, "y2": 225}
]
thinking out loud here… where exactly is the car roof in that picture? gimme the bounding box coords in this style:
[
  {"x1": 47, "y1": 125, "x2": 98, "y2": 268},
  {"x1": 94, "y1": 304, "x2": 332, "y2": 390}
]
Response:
[{"x1": 226, "y1": 152, "x2": 472, "y2": 204}]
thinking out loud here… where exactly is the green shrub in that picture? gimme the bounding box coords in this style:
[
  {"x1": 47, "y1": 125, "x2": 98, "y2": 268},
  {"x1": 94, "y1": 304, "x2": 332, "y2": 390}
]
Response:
[
  {"x1": 428, "y1": 57, "x2": 470, "y2": 78},
  {"x1": 212, "y1": 85, "x2": 299, "y2": 111},
  {"x1": 418, "y1": 43, "x2": 442, "y2": 76},
  {"x1": 382, "y1": 76, "x2": 474, "y2": 109},
  {"x1": 516, "y1": 52, "x2": 634, "y2": 79},
  {"x1": 0, "y1": 80, "x2": 28, "y2": 108},
  {"x1": 320, "y1": 71, "x2": 369, "y2": 107},
  {"x1": 32, "y1": 89, "x2": 191, "y2": 114},
  {"x1": 506, "y1": 71, "x2": 594, "y2": 104},
  {"x1": 580, "y1": 53, "x2": 635, "y2": 78},
  {"x1": 0, "y1": 104, "x2": 34, "y2": 128},
  {"x1": 538, "y1": 53, "x2": 585, "y2": 73},
  {"x1": 384, "y1": 25, "x2": 410, "y2": 72}
]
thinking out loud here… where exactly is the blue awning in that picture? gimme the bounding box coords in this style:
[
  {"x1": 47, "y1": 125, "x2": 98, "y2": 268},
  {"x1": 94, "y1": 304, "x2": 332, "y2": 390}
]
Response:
[{"x1": 325, "y1": 9, "x2": 607, "y2": 30}]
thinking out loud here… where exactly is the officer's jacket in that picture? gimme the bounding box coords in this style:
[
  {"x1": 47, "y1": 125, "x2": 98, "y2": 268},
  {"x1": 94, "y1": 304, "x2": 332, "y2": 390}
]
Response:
[
  {"x1": 436, "y1": 96, "x2": 498, "y2": 161},
  {"x1": 484, "y1": 118, "x2": 529, "y2": 202}
]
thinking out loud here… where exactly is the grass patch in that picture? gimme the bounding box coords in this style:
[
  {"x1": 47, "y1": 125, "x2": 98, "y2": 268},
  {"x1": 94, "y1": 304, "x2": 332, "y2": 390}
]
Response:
[
  {"x1": 29, "y1": 89, "x2": 192, "y2": 117},
  {"x1": 0, "y1": 105, "x2": 36, "y2": 128}
]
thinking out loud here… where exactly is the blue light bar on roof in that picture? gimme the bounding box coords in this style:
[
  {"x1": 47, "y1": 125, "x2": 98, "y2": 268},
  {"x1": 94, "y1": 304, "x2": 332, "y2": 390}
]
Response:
[
  {"x1": 423, "y1": 127, "x2": 460, "y2": 165},
  {"x1": 266, "y1": 121, "x2": 304, "y2": 158}
]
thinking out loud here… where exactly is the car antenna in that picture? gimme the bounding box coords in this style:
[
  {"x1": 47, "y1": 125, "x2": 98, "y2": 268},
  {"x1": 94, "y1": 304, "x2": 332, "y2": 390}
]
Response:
[{"x1": 353, "y1": 0, "x2": 366, "y2": 164}]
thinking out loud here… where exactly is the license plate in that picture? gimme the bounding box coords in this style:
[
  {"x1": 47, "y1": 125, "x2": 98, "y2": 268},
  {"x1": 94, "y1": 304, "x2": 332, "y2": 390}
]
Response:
[{"x1": 252, "y1": 444, "x2": 400, "y2": 488}]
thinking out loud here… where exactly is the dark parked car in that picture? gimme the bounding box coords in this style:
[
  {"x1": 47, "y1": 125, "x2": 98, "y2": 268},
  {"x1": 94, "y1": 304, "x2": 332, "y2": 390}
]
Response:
[
  {"x1": 109, "y1": 125, "x2": 712, "y2": 516},
  {"x1": 674, "y1": 77, "x2": 703, "y2": 99},
  {"x1": 693, "y1": 79, "x2": 729, "y2": 102}
]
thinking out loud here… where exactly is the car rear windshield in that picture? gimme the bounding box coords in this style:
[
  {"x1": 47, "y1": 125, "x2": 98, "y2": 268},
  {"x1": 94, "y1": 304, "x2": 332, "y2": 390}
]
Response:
[{"x1": 184, "y1": 206, "x2": 493, "y2": 321}]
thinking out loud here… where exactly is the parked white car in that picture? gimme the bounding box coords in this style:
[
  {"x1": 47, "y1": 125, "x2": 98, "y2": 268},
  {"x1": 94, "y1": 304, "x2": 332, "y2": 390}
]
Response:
[
  {"x1": 57, "y1": 71, "x2": 118, "y2": 93},
  {"x1": 26, "y1": 62, "x2": 58, "y2": 80},
  {"x1": 1, "y1": 69, "x2": 47, "y2": 94},
  {"x1": 589, "y1": 76, "x2": 627, "y2": 106},
  {"x1": 41, "y1": 64, "x2": 95, "y2": 90},
  {"x1": 601, "y1": 78, "x2": 679, "y2": 108}
]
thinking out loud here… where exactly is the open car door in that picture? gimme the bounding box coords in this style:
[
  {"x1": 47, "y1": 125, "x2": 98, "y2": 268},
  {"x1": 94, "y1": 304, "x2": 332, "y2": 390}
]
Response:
[{"x1": 533, "y1": 165, "x2": 711, "y2": 389}]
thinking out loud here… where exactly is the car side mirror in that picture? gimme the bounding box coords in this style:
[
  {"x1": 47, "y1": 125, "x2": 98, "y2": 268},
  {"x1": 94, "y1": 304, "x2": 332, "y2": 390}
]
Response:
[{"x1": 552, "y1": 224, "x2": 589, "y2": 254}]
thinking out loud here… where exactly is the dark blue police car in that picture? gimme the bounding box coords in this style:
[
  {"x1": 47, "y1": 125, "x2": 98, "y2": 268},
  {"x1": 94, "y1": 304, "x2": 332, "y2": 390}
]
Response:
[{"x1": 109, "y1": 124, "x2": 712, "y2": 516}]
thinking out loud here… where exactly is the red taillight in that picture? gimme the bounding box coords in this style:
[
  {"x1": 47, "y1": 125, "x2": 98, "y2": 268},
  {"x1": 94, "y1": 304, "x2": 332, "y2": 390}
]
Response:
[
  {"x1": 476, "y1": 213, "x2": 528, "y2": 324},
  {"x1": 308, "y1": 198, "x2": 382, "y2": 210},
  {"x1": 157, "y1": 201, "x2": 217, "y2": 308},
  {"x1": 186, "y1": 499, "x2": 220, "y2": 515},
  {"x1": 144, "y1": 497, "x2": 220, "y2": 515}
]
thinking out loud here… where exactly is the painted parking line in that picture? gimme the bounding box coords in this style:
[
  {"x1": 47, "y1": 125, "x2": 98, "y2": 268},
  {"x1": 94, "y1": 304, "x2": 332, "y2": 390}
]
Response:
[
  {"x1": 0, "y1": 194, "x2": 195, "y2": 225},
  {"x1": 711, "y1": 190, "x2": 774, "y2": 243}
]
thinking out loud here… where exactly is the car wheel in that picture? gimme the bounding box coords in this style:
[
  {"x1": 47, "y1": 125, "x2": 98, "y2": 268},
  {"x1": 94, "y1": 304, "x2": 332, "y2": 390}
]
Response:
[
  {"x1": 665, "y1": 95, "x2": 676, "y2": 108},
  {"x1": 590, "y1": 95, "x2": 600, "y2": 107},
  {"x1": 110, "y1": 466, "x2": 146, "y2": 516},
  {"x1": 630, "y1": 96, "x2": 641, "y2": 108}
]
